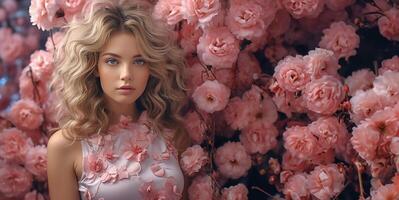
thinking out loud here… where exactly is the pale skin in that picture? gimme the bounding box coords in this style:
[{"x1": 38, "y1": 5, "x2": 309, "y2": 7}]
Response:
[{"x1": 47, "y1": 31, "x2": 151, "y2": 200}]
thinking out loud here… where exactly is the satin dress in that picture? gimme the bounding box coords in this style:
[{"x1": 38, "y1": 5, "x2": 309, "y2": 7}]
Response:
[{"x1": 78, "y1": 114, "x2": 184, "y2": 200}]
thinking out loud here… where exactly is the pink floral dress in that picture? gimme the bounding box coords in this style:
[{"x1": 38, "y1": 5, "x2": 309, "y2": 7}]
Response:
[{"x1": 78, "y1": 114, "x2": 184, "y2": 200}]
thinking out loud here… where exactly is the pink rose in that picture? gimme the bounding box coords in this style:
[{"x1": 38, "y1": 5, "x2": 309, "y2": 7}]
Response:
[
  {"x1": 283, "y1": 173, "x2": 309, "y2": 200},
  {"x1": 351, "y1": 124, "x2": 380, "y2": 161},
  {"x1": 282, "y1": 152, "x2": 311, "y2": 172},
  {"x1": 19, "y1": 66, "x2": 49, "y2": 104},
  {"x1": 373, "y1": 71, "x2": 399, "y2": 100},
  {"x1": 0, "y1": 163, "x2": 33, "y2": 198},
  {"x1": 344, "y1": 69, "x2": 375, "y2": 96},
  {"x1": 225, "y1": 1, "x2": 268, "y2": 40},
  {"x1": 378, "y1": 8, "x2": 399, "y2": 41},
  {"x1": 283, "y1": 126, "x2": 320, "y2": 159},
  {"x1": 282, "y1": 0, "x2": 325, "y2": 19},
  {"x1": 264, "y1": 43, "x2": 292, "y2": 64},
  {"x1": 274, "y1": 55, "x2": 310, "y2": 92},
  {"x1": 188, "y1": 175, "x2": 215, "y2": 200},
  {"x1": 304, "y1": 48, "x2": 340, "y2": 80},
  {"x1": 214, "y1": 142, "x2": 252, "y2": 179},
  {"x1": 179, "y1": 21, "x2": 203, "y2": 55},
  {"x1": 29, "y1": 50, "x2": 54, "y2": 81},
  {"x1": 370, "y1": 184, "x2": 399, "y2": 200},
  {"x1": 306, "y1": 164, "x2": 345, "y2": 200},
  {"x1": 303, "y1": 75, "x2": 345, "y2": 115},
  {"x1": 350, "y1": 90, "x2": 390, "y2": 124},
  {"x1": 181, "y1": 0, "x2": 221, "y2": 27},
  {"x1": 24, "y1": 190, "x2": 45, "y2": 200},
  {"x1": 240, "y1": 120, "x2": 278, "y2": 154},
  {"x1": 29, "y1": 0, "x2": 65, "y2": 30},
  {"x1": 184, "y1": 58, "x2": 206, "y2": 94},
  {"x1": 242, "y1": 85, "x2": 278, "y2": 125},
  {"x1": 379, "y1": 55, "x2": 399, "y2": 74},
  {"x1": 213, "y1": 68, "x2": 235, "y2": 89},
  {"x1": 9, "y1": 99, "x2": 44, "y2": 131},
  {"x1": 221, "y1": 183, "x2": 248, "y2": 200},
  {"x1": 153, "y1": 0, "x2": 183, "y2": 25},
  {"x1": 0, "y1": 128, "x2": 33, "y2": 163},
  {"x1": 180, "y1": 145, "x2": 208, "y2": 176},
  {"x1": 184, "y1": 111, "x2": 207, "y2": 144},
  {"x1": 308, "y1": 117, "x2": 343, "y2": 150},
  {"x1": 319, "y1": 21, "x2": 360, "y2": 60},
  {"x1": 0, "y1": 33, "x2": 25, "y2": 64},
  {"x1": 45, "y1": 31, "x2": 65, "y2": 53},
  {"x1": 24, "y1": 145, "x2": 47, "y2": 181},
  {"x1": 235, "y1": 51, "x2": 262, "y2": 91},
  {"x1": 223, "y1": 97, "x2": 252, "y2": 130},
  {"x1": 197, "y1": 26, "x2": 240, "y2": 68},
  {"x1": 192, "y1": 80, "x2": 231, "y2": 113},
  {"x1": 325, "y1": 0, "x2": 355, "y2": 11}
]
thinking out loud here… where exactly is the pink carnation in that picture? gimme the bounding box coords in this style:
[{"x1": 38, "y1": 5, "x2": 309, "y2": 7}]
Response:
[
  {"x1": 153, "y1": 0, "x2": 183, "y2": 25},
  {"x1": 29, "y1": 0, "x2": 65, "y2": 30},
  {"x1": 274, "y1": 55, "x2": 310, "y2": 92},
  {"x1": 0, "y1": 33, "x2": 25, "y2": 64},
  {"x1": 0, "y1": 163, "x2": 33, "y2": 198},
  {"x1": 24, "y1": 145, "x2": 48, "y2": 181},
  {"x1": 268, "y1": 9, "x2": 292, "y2": 38},
  {"x1": 0, "y1": 128, "x2": 33, "y2": 163},
  {"x1": 344, "y1": 69, "x2": 375, "y2": 96},
  {"x1": 319, "y1": 21, "x2": 360, "y2": 60},
  {"x1": 306, "y1": 164, "x2": 345, "y2": 200},
  {"x1": 351, "y1": 124, "x2": 380, "y2": 161},
  {"x1": 181, "y1": 0, "x2": 221, "y2": 27},
  {"x1": 19, "y1": 66, "x2": 49, "y2": 104},
  {"x1": 378, "y1": 8, "x2": 399, "y2": 41},
  {"x1": 180, "y1": 145, "x2": 208, "y2": 176},
  {"x1": 188, "y1": 175, "x2": 215, "y2": 200},
  {"x1": 235, "y1": 51, "x2": 262, "y2": 91},
  {"x1": 225, "y1": 1, "x2": 267, "y2": 40},
  {"x1": 29, "y1": 50, "x2": 54, "y2": 82},
  {"x1": 9, "y1": 99, "x2": 44, "y2": 131},
  {"x1": 60, "y1": 0, "x2": 86, "y2": 21},
  {"x1": 282, "y1": 0, "x2": 325, "y2": 19},
  {"x1": 2, "y1": 0, "x2": 18, "y2": 13},
  {"x1": 184, "y1": 111, "x2": 207, "y2": 144},
  {"x1": 213, "y1": 68, "x2": 235, "y2": 89},
  {"x1": 325, "y1": 0, "x2": 355, "y2": 11},
  {"x1": 192, "y1": 80, "x2": 231, "y2": 113},
  {"x1": 283, "y1": 126, "x2": 320, "y2": 159},
  {"x1": 304, "y1": 48, "x2": 340, "y2": 80},
  {"x1": 283, "y1": 173, "x2": 310, "y2": 200},
  {"x1": 240, "y1": 120, "x2": 278, "y2": 154},
  {"x1": 184, "y1": 58, "x2": 206, "y2": 94},
  {"x1": 242, "y1": 85, "x2": 278, "y2": 125},
  {"x1": 379, "y1": 55, "x2": 399, "y2": 74},
  {"x1": 303, "y1": 75, "x2": 344, "y2": 115},
  {"x1": 197, "y1": 26, "x2": 240, "y2": 68},
  {"x1": 221, "y1": 183, "x2": 248, "y2": 200},
  {"x1": 350, "y1": 90, "x2": 390, "y2": 124},
  {"x1": 214, "y1": 142, "x2": 252, "y2": 179}
]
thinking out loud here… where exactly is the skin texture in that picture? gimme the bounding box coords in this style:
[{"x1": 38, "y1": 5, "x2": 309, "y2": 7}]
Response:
[{"x1": 47, "y1": 32, "x2": 151, "y2": 200}]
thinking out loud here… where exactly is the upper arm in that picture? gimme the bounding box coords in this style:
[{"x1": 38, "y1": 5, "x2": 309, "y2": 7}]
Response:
[{"x1": 47, "y1": 130, "x2": 81, "y2": 200}]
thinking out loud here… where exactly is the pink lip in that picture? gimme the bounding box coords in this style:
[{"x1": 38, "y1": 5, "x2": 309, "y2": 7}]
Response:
[{"x1": 117, "y1": 85, "x2": 135, "y2": 90}]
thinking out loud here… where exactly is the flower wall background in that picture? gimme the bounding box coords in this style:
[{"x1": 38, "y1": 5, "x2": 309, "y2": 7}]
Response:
[{"x1": 1, "y1": 0, "x2": 399, "y2": 199}]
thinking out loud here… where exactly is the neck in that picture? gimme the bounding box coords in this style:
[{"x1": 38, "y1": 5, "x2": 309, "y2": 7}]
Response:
[{"x1": 106, "y1": 103, "x2": 139, "y2": 126}]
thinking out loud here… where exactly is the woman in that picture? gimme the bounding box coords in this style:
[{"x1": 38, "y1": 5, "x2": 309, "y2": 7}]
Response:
[{"x1": 47, "y1": 1, "x2": 189, "y2": 199}]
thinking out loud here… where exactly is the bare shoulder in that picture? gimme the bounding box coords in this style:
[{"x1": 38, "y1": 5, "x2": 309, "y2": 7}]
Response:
[{"x1": 48, "y1": 129, "x2": 80, "y2": 153}]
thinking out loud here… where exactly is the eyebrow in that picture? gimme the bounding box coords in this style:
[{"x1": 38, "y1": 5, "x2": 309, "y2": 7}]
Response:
[{"x1": 101, "y1": 53, "x2": 143, "y2": 58}]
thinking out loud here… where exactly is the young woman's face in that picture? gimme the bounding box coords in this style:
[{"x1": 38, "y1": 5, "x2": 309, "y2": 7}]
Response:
[{"x1": 97, "y1": 31, "x2": 150, "y2": 107}]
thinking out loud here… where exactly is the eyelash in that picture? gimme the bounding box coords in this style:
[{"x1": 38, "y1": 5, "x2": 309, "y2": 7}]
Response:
[{"x1": 105, "y1": 58, "x2": 146, "y2": 65}]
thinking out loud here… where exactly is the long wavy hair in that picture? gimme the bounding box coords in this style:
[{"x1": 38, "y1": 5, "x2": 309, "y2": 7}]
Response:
[{"x1": 51, "y1": 0, "x2": 190, "y2": 151}]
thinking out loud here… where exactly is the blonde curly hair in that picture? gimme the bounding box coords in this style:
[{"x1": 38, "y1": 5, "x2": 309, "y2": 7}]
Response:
[{"x1": 51, "y1": 0, "x2": 190, "y2": 151}]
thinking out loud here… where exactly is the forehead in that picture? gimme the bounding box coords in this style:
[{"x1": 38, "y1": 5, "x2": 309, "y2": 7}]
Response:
[{"x1": 100, "y1": 31, "x2": 142, "y2": 56}]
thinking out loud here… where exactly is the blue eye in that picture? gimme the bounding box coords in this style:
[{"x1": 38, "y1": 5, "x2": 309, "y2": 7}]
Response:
[
  {"x1": 105, "y1": 58, "x2": 118, "y2": 65},
  {"x1": 133, "y1": 59, "x2": 146, "y2": 65}
]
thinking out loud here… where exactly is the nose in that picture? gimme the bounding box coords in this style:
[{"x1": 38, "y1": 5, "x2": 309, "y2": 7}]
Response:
[{"x1": 120, "y1": 62, "x2": 133, "y2": 81}]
